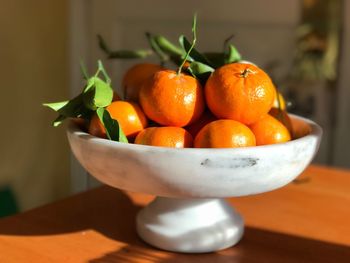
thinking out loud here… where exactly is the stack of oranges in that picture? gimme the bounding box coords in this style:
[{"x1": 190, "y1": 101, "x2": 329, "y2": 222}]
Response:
[{"x1": 88, "y1": 62, "x2": 292, "y2": 149}]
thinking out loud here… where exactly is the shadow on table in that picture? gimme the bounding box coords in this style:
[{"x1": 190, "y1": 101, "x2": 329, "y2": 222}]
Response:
[
  {"x1": 87, "y1": 227, "x2": 350, "y2": 263},
  {"x1": 0, "y1": 186, "x2": 143, "y2": 244},
  {"x1": 0, "y1": 187, "x2": 349, "y2": 263}
]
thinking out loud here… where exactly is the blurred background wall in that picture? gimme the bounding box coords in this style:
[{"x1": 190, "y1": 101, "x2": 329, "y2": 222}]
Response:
[
  {"x1": 0, "y1": 0, "x2": 349, "y2": 215},
  {"x1": 0, "y1": 0, "x2": 70, "y2": 212}
]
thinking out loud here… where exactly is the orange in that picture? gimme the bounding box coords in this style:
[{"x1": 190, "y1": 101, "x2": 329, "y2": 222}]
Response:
[
  {"x1": 272, "y1": 91, "x2": 286, "y2": 110},
  {"x1": 194, "y1": 119, "x2": 256, "y2": 148},
  {"x1": 249, "y1": 114, "x2": 291, "y2": 146},
  {"x1": 269, "y1": 108, "x2": 293, "y2": 136},
  {"x1": 122, "y1": 63, "x2": 163, "y2": 101},
  {"x1": 135, "y1": 127, "x2": 193, "y2": 148},
  {"x1": 88, "y1": 101, "x2": 148, "y2": 139},
  {"x1": 185, "y1": 110, "x2": 217, "y2": 138},
  {"x1": 140, "y1": 69, "x2": 205, "y2": 127},
  {"x1": 205, "y1": 63, "x2": 276, "y2": 125}
]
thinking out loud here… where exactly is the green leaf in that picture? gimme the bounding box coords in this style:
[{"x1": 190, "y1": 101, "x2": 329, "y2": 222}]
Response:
[
  {"x1": 93, "y1": 78, "x2": 113, "y2": 107},
  {"x1": 153, "y1": 35, "x2": 184, "y2": 57},
  {"x1": 97, "y1": 34, "x2": 111, "y2": 54},
  {"x1": 44, "y1": 94, "x2": 88, "y2": 126},
  {"x1": 58, "y1": 95, "x2": 86, "y2": 117},
  {"x1": 79, "y1": 106, "x2": 94, "y2": 120},
  {"x1": 97, "y1": 60, "x2": 111, "y2": 84},
  {"x1": 223, "y1": 34, "x2": 235, "y2": 51},
  {"x1": 108, "y1": 49, "x2": 152, "y2": 59},
  {"x1": 53, "y1": 115, "x2": 66, "y2": 127},
  {"x1": 168, "y1": 55, "x2": 185, "y2": 67},
  {"x1": 96, "y1": 107, "x2": 128, "y2": 143},
  {"x1": 44, "y1": 60, "x2": 116, "y2": 128},
  {"x1": 45, "y1": 94, "x2": 84, "y2": 117},
  {"x1": 80, "y1": 60, "x2": 89, "y2": 80},
  {"x1": 179, "y1": 35, "x2": 212, "y2": 66},
  {"x1": 225, "y1": 44, "x2": 241, "y2": 64},
  {"x1": 203, "y1": 52, "x2": 225, "y2": 68},
  {"x1": 188, "y1": 61, "x2": 214, "y2": 85},
  {"x1": 83, "y1": 77, "x2": 113, "y2": 110},
  {"x1": 43, "y1": 100, "x2": 69, "y2": 112},
  {"x1": 145, "y1": 32, "x2": 168, "y2": 64},
  {"x1": 178, "y1": 14, "x2": 204, "y2": 74},
  {"x1": 84, "y1": 77, "x2": 96, "y2": 92},
  {"x1": 98, "y1": 35, "x2": 152, "y2": 59}
]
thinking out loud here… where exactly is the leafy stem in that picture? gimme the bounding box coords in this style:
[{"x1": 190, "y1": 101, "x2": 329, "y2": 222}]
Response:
[
  {"x1": 223, "y1": 34, "x2": 235, "y2": 52},
  {"x1": 96, "y1": 60, "x2": 111, "y2": 84},
  {"x1": 80, "y1": 60, "x2": 89, "y2": 80},
  {"x1": 98, "y1": 34, "x2": 153, "y2": 59},
  {"x1": 145, "y1": 32, "x2": 168, "y2": 66},
  {"x1": 240, "y1": 68, "x2": 255, "y2": 78},
  {"x1": 177, "y1": 14, "x2": 197, "y2": 75},
  {"x1": 96, "y1": 107, "x2": 128, "y2": 143}
]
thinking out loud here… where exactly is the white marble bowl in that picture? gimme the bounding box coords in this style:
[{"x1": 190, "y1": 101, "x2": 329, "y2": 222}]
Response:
[{"x1": 67, "y1": 115, "x2": 322, "y2": 253}]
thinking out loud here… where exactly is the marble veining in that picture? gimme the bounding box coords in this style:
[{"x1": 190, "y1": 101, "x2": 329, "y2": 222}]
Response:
[{"x1": 200, "y1": 157, "x2": 259, "y2": 168}]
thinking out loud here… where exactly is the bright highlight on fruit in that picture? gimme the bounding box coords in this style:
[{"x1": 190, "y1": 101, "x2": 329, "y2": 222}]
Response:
[{"x1": 135, "y1": 127, "x2": 193, "y2": 148}]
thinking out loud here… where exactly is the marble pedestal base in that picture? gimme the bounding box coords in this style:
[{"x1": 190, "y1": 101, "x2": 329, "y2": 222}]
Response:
[{"x1": 136, "y1": 197, "x2": 244, "y2": 253}]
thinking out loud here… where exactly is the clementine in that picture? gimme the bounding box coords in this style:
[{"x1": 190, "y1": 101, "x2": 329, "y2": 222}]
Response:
[
  {"x1": 135, "y1": 127, "x2": 193, "y2": 148},
  {"x1": 122, "y1": 63, "x2": 163, "y2": 101},
  {"x1": 205, "y1": 63, "x2": 276, "y2": 125},
  {"x1": 269, "y1": 107, "x2": 293, "y2": 136},
  {"x1": 140, "y1": 69, "x2": 205, "y2": 127},
  {"x1": 194, "y1": 119, "x2": 256, "y2": 148},
  {"x1": 88, "y1": 101, "x2": 148, "y2": 139},
  {"x1": 249, "y1": 114, "x2": 291, "y2": 146}
]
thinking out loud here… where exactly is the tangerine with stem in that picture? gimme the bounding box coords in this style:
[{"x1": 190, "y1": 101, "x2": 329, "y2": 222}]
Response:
[
  {"x1": 139, "y1": 15, "x2": 204, "y2": 127},
  {"x1": 140, "y1": 70, "x2": 204, "y2": 127},
  {"x1": 205, "y1": 63, "x2": 276, "y2": 125}
]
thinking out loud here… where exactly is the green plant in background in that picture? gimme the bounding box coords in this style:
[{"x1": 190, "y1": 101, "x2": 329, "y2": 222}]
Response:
[
  {"x1": 0, "y1": 186, "x2": 18, "y2": 218},
  {"x1": 261, "y1": 0, "x2": 341, "y2": 118},
  {"x1": 290, "y1": 0, "x2": 341, "y2": 82}
]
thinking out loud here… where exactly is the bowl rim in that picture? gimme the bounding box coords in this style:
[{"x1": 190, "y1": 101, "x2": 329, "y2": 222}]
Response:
[{"x1": 67, "y1": 114, "x2": 322, "y2": 153}]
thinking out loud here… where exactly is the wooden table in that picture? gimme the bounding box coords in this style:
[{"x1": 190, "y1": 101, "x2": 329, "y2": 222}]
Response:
[{"x1": 0, "y1": 165, "x2": 349, "y2": 262}]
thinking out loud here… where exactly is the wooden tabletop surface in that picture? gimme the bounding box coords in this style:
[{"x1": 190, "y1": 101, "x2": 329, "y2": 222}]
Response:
[{"x1": 0, "y1": 165, "x2": 349, "y2": 262}]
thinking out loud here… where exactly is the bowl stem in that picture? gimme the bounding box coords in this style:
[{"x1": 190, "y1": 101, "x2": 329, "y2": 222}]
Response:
[{"x1": 136, "y1": 197, "x2": 244, "y2": 253}]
